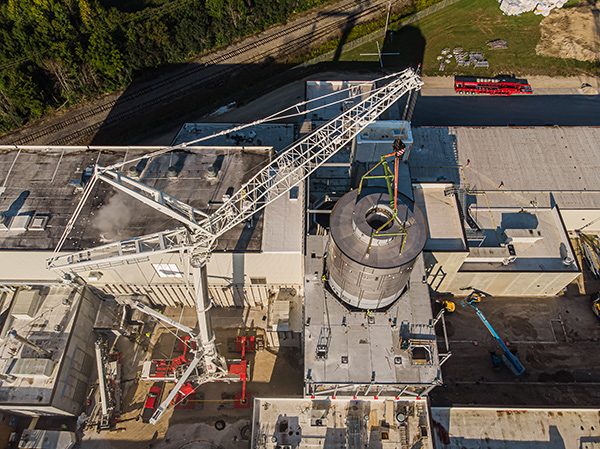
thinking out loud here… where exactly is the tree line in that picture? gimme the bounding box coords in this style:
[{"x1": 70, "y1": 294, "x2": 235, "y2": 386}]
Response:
[{"x1": 0, "y1": 0, "x2": 327, "y2": 134}]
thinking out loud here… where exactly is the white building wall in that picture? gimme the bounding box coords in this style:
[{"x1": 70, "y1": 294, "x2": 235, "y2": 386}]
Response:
[
  {"x1": 425, "y1": 251, "x2": 580, "y2": 296},
  {"x1": 0, "y1": 248, "x2": 303, "y2": 308},
  {"x1": 50, "y1": 287, "x2": 100, "y2": 415},
  {"x1": 439, "y1": 270, "x2": 579, "y2": 296}
]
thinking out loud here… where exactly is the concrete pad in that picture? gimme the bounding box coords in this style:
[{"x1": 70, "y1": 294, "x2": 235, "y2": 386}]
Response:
[{"x1": 431, "y1": 407, "x2": 600, "y2": 449}]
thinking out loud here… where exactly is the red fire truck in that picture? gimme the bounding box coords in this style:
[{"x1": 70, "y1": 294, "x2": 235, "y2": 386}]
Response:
[{"x1": 454, "y1": 76, "x2": 533, "y2": 96}]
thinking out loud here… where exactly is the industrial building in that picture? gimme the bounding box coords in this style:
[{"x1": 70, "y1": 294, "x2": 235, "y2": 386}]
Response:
[
  {"x1": 251, "y1": 397, "x2": 432, "y2": 449},
  {"x1": 0, "y1": 124, "x2": 303, "y2": 310},
  {"x1": 0, "y1": 71, "x2": 599, "y2": 447},
  {"x1": 0, "y1": 286, "x2": 100, "y2": 416},
  {"x1": 431, "y1": 407, "x2": 600, "y2": 448}
]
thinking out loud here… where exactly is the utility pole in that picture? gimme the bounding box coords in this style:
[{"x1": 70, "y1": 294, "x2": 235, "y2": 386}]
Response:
[{"x1": 384, "y1": 1, "x2": 392, "y2": 36}]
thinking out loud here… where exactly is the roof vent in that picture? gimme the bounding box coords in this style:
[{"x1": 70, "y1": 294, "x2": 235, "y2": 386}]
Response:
[
  {"x1": 562, "y1": 256, "x2": 575, "y2": 266},
  {"x1": 206, "y1": 166, "x2": 217, "y2": 180},
  {"x1": 127, "y1": 166, "x2": 141, "y2": 179},
  {"x1": 167, "y1": 166, "x2": 179, "y2": 178},
  {"x1": 29, "y1": 213, "x2": 50, "y2": 231}
]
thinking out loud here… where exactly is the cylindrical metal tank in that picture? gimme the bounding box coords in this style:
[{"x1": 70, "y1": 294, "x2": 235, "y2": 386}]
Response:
[{"x1": 326, "y1": 189, "x2": 427, "y2": 310}]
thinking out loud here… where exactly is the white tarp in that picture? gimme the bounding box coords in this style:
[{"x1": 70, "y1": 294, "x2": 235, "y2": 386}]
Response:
[{"x1": 499, "y1": 0, "x2": 568, "y2": 16}]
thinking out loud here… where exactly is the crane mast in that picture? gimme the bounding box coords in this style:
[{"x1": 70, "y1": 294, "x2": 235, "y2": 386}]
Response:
[{"x1": 47, "y1": 69, "x2": 423, "y2": 423}]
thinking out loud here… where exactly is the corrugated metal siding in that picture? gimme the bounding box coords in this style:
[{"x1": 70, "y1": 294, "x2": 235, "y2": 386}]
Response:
[{"x1": 94, "y1": 283, "x2": 301, "y2": 308}]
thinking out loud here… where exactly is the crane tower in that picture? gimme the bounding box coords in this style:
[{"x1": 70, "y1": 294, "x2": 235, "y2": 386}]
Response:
[{"x1": 47, "y1": 69, "x2": 423, "y2": 423}]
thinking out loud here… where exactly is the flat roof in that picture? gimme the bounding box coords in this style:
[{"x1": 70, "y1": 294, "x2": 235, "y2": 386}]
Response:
[
  {"x1": 431, "y1": 407, "x2": 600, "y2": 449},
  {"x1": 409, "y1": 127, "x2": 460, "y2": 184},
  {"x1": 414, "y1": 183, "x2": 467, "y2": 252},
  {"x1": 0, "y1": 286, "x2": 81, "y2": 405},
  {"x1": 0, "y1": 123, "x2": 299, "y2": 253},
  {"x1": 252, "y1": 397, "x2": 433, "y2": 449},
  {"x1": 354, "y1": 121, "x2": 414, "y2": 178},
  {"x1": 356, "y1": 120, "x2": 413, "y2": 144},
  {"x1": 304, "y1": 236, "x2": 440, "y2": 386},
  {"x1": 306, "y1": 81, "x2": 374, "y2": 122},
  {"x1": 0, "y1": 147, "x2": 270, "y2": 252},
  {"x1": 411, "y1": 126, "x2": 600, "y2": 209},
  {"x1": 261, "y1": 181, "x2": 304, "y2": 254},
  {"x1": 463, "y1": 206, "x2": 578, "y2": 272},
  {"x1": 171, "y1": 123, "x2": 295, "y2": 152},
  {"x1": 19, "y1": 430, "x2": 76, "y2": 449}
]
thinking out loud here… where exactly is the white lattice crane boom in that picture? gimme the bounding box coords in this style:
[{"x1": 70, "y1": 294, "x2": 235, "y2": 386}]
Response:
[
  {"x1": 48, "y1": 69, "x2": 422, "y2": 272},
  {"x1": 46, "y1": 69, "x2": 423, "y2": 424}
]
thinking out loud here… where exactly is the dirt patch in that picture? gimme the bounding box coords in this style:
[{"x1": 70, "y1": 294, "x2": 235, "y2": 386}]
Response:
[
  {"x1": 536, "y1": 3, "x2": 600, "y2": 62},
  {"x1": 538, "y1": 370, "x2": 576, "y2": 383}
]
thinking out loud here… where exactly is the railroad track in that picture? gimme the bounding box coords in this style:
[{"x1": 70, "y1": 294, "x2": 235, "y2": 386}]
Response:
[{"x1": 3, "y1": 0, "x2": 393, "y2": 146}]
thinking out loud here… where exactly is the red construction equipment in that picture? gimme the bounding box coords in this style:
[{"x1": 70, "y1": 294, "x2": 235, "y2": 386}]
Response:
[
  {"x1": 228, "y1": 336, "x2": 254, "y2": 408},
  {"x1": 142, "y1": 383, "x2": 164, "y2": 423},
  {"x1": 141, "y1": 336, "x2": 194, "y2": 382},
  {"x1": 172, "y1": 382, "x2": 196, "y2": 405},
  {"x1": 454, "y1": 76, "x2": 533, "y2": 96}
]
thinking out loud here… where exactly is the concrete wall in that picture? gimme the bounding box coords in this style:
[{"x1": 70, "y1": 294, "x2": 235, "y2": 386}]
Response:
[
  {"x1": 0, "y1": 404, "x2": 72, "y2": 417},
  {"x1": 0, "y1": 250, "x2": 303, "y2": 307},
  {"x1": 425, "y1": 251, "x2": 468, "y2": 292},
  {"x1": 50, "y1": 287, "x2": 100, "y2": 415},
  {"x1": 432, "y1": 267, "x2": 578, "y2": 296},
  {"x1": 448, "y1": 271, "x2": 579, "y2": 296},
  {"x1": 86, "y1": 251, "x2": 303, "y2": 307},
  {"x1": 425, "y1": 252, "x2": 579, "y2": 296},
  {"x1": 265, "y1": 330, "x2": 301, "y2": 348}
]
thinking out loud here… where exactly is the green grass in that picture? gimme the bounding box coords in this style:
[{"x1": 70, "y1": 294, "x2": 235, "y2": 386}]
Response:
[
  {"x1": 341, "y1": 0, "x2": 599, "y2": 76},
  {"x1": 299, "y1": 7, "x2": 417, "y2": 62}
]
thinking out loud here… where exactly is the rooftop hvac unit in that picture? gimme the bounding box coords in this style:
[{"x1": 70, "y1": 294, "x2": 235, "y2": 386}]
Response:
[
  {"x1": 504, "y1": 228, "x2": 543, "y2": 244},
  {"x1": 29, "y1": 213, "x2": 50, "y2": 231},
  {"x1": 7, "y1": 214, "x2": 32, "y2": 231},
  {"x1": 466, "y1": 246, "x2": 517, "y2": 264},
  {"x1": 8, "y1": 358, "x2": 55, "y2": 378},
  {"x1": 11, "y1": 289, "x2": 42, "y2": 320}
]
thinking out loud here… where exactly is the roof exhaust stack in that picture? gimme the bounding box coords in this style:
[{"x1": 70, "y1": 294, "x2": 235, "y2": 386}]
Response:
[{"x1": 8, "y1": 330, "x2": 52, "y2": 358}]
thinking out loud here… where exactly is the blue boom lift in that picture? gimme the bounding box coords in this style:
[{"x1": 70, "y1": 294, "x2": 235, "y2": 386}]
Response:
[{"x1": 462, "y1": 292, "x2": 526, "y2": 376}]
